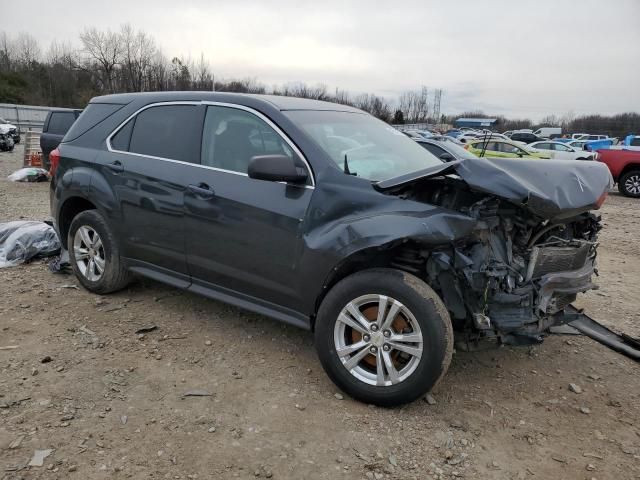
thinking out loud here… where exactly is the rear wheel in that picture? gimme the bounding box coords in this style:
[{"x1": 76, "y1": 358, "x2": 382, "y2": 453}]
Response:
[
  {"x1": 618, "y1": 170, "x2": 640, "y2": 198},
  {"x1": 68, "y1": 210, "x2": 130, "y2": 294},
  {"x1": 315, "y1": 268, "x2": 453, "y2": 406}
]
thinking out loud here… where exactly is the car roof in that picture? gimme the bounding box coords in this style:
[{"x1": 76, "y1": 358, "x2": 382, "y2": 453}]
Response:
[{"x1": 89, "y1": 91, "x2": 364, "y2": 113}]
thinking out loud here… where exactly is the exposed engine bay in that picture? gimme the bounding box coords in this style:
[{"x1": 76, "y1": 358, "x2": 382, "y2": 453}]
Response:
[{"x1": 384, "y1": 174, "x2": 603, "y2": 345}]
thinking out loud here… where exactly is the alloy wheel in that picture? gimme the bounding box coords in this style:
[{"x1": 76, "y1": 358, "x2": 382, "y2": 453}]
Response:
[
  {"x1": 624, "y1": 174, "x2": 640, "y2": 195},
  {"x1": 73, "y1": 225, "x2": 105, "y2": 281},
  {"x1": 333, "y1": 294, "x2": 423, "y2": 386}
]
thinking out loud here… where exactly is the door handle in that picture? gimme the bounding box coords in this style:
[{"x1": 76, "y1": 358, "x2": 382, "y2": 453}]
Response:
[
  {"x1": 107, "y1": 160, "x2": 124, "y2": 173},
  {"x1": 188, "y1": 183, "x2": 215, "y2": 199}
]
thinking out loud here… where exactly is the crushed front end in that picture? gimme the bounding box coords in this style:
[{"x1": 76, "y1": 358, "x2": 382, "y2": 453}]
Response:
[
  {"x1": 423, "y1": 194, "x2": 602, "y2": 344},
  {"x1": 377, "y1": 157, "x2": 611, "y2": 346}
]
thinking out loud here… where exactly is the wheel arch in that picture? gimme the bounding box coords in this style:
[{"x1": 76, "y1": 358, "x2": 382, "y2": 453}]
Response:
[
  {"x1": 58, "y1": 196, "x2": 97, "y2": 248},
  {"x1": 311, "y1": 240, "x2": 430, "y2": 331},
  {"x1": 619, "y1": 163, "x2": 640, "y2": 179}
]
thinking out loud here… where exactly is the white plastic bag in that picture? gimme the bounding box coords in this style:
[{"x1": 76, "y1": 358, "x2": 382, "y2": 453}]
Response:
[
  {"x1": 7, "y1": 168, "x2": 49, "y2": 182},
  {"x1": 0, "y1": 221, "x2": 61, "y2": 268}
]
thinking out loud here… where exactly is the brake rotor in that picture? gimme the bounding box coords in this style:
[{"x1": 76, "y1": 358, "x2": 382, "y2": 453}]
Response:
[{"x1": 350, "y1": 303, "x2": 411, "y2": 368}]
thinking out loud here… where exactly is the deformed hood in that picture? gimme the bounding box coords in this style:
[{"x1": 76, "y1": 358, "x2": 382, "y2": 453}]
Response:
[{"x1": 376, "y1": 157, "x2": 613, "y2": 220}]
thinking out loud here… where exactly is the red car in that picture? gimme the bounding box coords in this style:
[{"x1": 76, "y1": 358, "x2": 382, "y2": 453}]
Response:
[{"x1": 596, "y1": 149, "x2": 640, "y2": 198}]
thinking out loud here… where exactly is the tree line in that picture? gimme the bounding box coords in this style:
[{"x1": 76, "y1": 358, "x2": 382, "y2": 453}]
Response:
[{"x1": 1, "y1": 27, "x2": 638, "y2": 137}]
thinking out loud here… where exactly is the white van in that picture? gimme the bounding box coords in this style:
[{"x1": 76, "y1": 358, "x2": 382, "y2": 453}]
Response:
[{"x1": 533, "y1": 127, "x2": 562, "y2": 138}]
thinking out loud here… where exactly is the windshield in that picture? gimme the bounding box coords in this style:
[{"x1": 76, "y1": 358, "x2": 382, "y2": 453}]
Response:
[{"x1": 284, "y1": 110, "x2": 442, "y2": 181}]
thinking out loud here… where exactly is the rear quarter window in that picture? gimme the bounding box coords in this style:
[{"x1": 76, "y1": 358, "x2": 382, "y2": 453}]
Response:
[{"x1": 65, "y1": 104, "x2": 121, "y2": 141}]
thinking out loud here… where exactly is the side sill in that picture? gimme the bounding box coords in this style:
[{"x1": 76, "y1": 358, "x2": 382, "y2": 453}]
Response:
[{"x1": 125, "y1": 259, "x2": 311, "y2": 331}]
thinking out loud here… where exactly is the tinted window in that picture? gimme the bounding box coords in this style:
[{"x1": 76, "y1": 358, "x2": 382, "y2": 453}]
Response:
[
  {"x1": 110, "y1": 119, "x2": 134, "y2": 151},
  {"x1": 128, "y1": 105, "x2": 202, "y2": 163},
  {"x1": 535, "y1": 143, "x2": 552, "y2": 150},
  {"x1": 47, "y1": 112, "x2": 76, "y2": 135},
  {"x1": 631, "y1": 137, "x2": 640, "y2": 147},
  {"x1": 66, "y1": 104, "x2": 119, "y2": 141},
  {"x1": 201, "y1": 106, "x2": 297, "y2": 175}
]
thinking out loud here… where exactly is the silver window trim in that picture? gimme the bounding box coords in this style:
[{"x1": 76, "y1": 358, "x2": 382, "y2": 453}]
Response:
[{"x1": 105, "y1": 100, "x2": 315, "y2": 188}]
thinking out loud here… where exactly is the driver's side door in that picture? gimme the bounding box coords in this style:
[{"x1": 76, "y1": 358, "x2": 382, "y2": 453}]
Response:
[{"x1": 183, "y1": 104, "x2": 314, "y2": 310}]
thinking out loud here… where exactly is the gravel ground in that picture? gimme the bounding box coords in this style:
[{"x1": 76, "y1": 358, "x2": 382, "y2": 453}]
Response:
[{"x1": 1, "y1": 145, "x2": 639, "y2": 480}]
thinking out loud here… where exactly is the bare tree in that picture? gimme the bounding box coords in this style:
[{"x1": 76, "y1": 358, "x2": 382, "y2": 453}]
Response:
[
  {"x1": 14, "y1": 32, "x2": 41, "y2": 66},
  {"x1": 120, "y1": 24, "x2": 157, "y2": 92},
  {"x1": 80, "y1": 27, "x2": 122, "y2": 93}
]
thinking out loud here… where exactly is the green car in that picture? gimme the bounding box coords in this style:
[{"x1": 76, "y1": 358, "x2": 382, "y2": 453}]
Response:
[{"x1": 466, "y1": 139, "x2": 551, "y2": 159}]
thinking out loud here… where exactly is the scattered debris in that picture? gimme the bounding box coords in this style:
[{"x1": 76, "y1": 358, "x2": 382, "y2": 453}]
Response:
[
  {"x1": 424, "y1": 393, "x2": 437, "y2": 405},
  {"x1": 7, "y1": 167, "x2": 49, "y2": 183},
  {"x1": 135, "y1": 325, "x2": 158, "y2": 334},
  {"x1": 8, "y1": 435, "x2": 25, "y2": 449},
  {"x1": 59, "y1": 284, "x2": 79, "y2": 290},
  {"x1": 121, "y1": 415, "x2": 128, "y2": 425},
  {"x1": 41, "y1": 356, "x2": 52, "y2": 363},
  {"x1": 103, "y1": 305, "x2": 123, "y2": 313},
  {"x1": 580, "y1": 406, "x2": 591, "y2": 414},
  {"x1": 28, "y1": 449, "x2": 54, "y2": 467},
  {"x1": 0, "y1": 221, "x2": 61, "y2": 268},
  {"x1": 334, "y1": 393, "x2": 344, "y2": 400},
  {"x1": 79, "y1": 325, "x2": 96, "y2": 336},
  {"x1": 182, "y1": 390, "x2": 213, "y2": 398},
  {"x1": 583, "y1": 452, "x2": 604, "y2": 460},
  {"x1": 0, "y1": 345, "x2": 19, "y2": 350},
  {"x1": 205, "y1": 340, "x2": 212, "y2": 346},
  {"x1": 569, "y1": 383, "x2": 583, "y2": 394}
]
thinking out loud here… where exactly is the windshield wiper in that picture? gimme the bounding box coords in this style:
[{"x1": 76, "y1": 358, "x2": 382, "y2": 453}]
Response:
[{"x1": 344, "y1": 154, "x2": 357, "y2": 176}]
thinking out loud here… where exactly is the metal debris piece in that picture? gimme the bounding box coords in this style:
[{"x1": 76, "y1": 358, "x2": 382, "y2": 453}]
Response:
[
  {"x1": 182, "y1": 390, "x2": 213, "y2": 398},
  {"x1": 28, "y1": 449, "x2": 54, "y2": 467},
  {"x1": 135, "y1": 325, "x2": 158, "y2": 334}
]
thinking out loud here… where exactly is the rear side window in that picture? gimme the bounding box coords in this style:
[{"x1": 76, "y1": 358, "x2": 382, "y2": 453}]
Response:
[
  {"x1": 123, "y1": 105, "x2": 202, "y2": 163},
  {"x1": 47, "y1": 112, "x2": 76, "y2": 135},
  {"x1": 631, "y1": 137, "x2": 640, "y2": 147}
]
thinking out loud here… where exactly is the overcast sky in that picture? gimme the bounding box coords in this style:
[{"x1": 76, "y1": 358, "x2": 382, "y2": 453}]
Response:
[{"x1": 6, "y1": 0, "x2": 640, "y2": 120}]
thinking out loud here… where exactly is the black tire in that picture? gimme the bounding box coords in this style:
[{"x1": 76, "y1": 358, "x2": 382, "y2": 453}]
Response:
[
  {"x1": 315, "y1": 268, "x2": 453, "y2": 407},
  {"x1": 618, "y1": 170, "x2": 640, "y2": 198},
  {"x1": 68, "y1": 209, "x2": 130, "y2": 294}
]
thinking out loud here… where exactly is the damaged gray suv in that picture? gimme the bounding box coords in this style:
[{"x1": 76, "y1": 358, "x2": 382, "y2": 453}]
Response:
[{"x1": 50, "y1": 92, "x2": 612, "y2": 406}]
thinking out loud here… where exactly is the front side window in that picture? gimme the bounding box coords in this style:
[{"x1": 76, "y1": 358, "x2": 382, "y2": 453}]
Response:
[
  {"x1": 200, "y1": 106, "x2": 300, "y2": 176},
  {"x1": 535, "y1": 143, "x2": 551, "y2": 150},
  {"x1": 124, "y1": 104, "x2": 202, "y2": 163},
  {"x1": 552, "y1": 143, "x2": 571, "y2": 152},
  {"x1": 284, "y1": 110, "x2": 441, "y2": 181}
]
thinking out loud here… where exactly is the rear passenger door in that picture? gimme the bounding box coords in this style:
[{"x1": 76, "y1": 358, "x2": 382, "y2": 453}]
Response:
[
  {"x1": 102, "y1": 103, "x2": 205, "y2": 283},
  {"x1": 183, "y1": 104, "x2": 314, "y2": 310}
]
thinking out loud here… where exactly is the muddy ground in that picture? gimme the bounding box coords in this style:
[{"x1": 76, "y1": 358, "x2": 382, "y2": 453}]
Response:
[{"x1": 0, "y1": 145, "x2": 639, "y2": 480}]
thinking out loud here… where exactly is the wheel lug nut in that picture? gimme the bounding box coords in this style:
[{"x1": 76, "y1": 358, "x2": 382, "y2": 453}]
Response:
[
  {"x1": 383, "y1": 344, "x2": 390, "y2": 352},
  {"x1": 363, "y1": 335, "x2": 370, "y2": 342},
  {"x1": 370, "y1": 346, "x2": 377, "y2": 354},
  {"x1": 383, "y1": 330, "x2": 391, "y2": 337},
  {"x1": 370, "y1": 324, "x2": 378, "y2": 332}
]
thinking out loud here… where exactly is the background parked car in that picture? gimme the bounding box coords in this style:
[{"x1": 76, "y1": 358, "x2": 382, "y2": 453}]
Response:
[
  {"x1": 0, "y1": 127, "x2": 15, "y2": 151},
  {"x1": 40, "y1": 109, "x2": 82, "y2": 168},
  {"x1": 0, "y1": 117, "x2": 20, "y2": 144},
  {"x1": 596, "y1": 148, "x2": 640, "y2": 197},
  {"x1": 532, "y1": 127, "x2": 562, "y2": 139},
  {"x1": 466, "y1": 139, "x2": 551, "y2": 159},
  {"x1": 526, "y1": 141, "x2": 594, "y2": 160},
  {"x1": 509, "y1": 132, "x2": 543, "y2": 144}
]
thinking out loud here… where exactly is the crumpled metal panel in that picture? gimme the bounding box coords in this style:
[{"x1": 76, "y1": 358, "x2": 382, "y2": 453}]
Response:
[{"x1": 376, "y1": 157, "x2": 613, "y2": 220}]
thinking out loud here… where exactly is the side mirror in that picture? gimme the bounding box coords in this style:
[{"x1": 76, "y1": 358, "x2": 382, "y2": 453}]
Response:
[
  {"x1": 439, "y1": 152, "x2": 454, "y2": 162},
  {"x1": 248, "y1": 155, "x2": 308, "y2": 184}
]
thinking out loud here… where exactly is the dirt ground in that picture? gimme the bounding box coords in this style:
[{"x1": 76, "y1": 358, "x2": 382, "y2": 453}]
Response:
[{"x1": 1, "y1": 145, "x2": 639, "y2": 480}]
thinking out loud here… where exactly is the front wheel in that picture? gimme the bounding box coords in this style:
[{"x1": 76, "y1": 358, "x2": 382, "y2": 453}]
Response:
[
  {"x1": 315, "y1": 268, "x2": 453, "y2": 406},
  {"x1": 619, "y1": 170, "x2": 640, "y2": 198}
]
